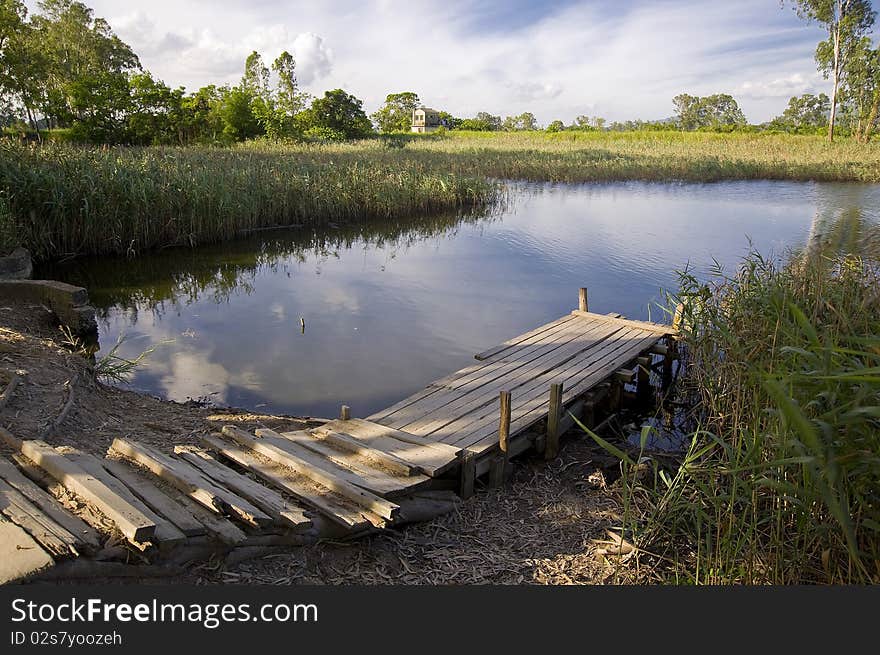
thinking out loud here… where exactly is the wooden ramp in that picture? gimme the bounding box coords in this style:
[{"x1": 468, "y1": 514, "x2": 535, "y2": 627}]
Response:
[
  {"x1": 368, "y1": 308, "x2": 674, "y2": 471},
  {"x1": 0, "y1": 290, "x2": 675, "y2": 582}
]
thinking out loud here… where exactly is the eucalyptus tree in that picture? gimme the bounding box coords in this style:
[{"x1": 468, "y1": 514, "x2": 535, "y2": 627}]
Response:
[
  {"x1": 787, "y1": 0, "x2": 876, "y2": 140},
  {"x1": 371, "y1": 91, "x2": 420, "y2": 133}
]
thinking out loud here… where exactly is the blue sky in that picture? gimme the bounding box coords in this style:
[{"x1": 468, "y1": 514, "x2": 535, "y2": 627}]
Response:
[{"x1": 31, "y1": 0, "x2": 869, "y2": 123}]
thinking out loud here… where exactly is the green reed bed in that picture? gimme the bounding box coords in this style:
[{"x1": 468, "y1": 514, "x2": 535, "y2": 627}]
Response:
[
  {"x1": 605, "y1": 251, "x2": 880, "y2": 584},
  {"x1": 0, "y1": 141, "x2": 498, "y2": 259}
]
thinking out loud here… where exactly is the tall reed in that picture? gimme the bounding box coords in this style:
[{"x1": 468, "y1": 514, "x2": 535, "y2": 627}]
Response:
[{"x1": 604, "y1": 251, "x2": 880, "y2": 584}]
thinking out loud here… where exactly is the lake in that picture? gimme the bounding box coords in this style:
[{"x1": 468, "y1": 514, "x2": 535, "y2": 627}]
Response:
[{"x1": 43, "y1": 180, "x2": 880, "y2": 419}]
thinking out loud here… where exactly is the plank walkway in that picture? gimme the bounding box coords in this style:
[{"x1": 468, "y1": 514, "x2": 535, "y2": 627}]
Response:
[
  {"x1": 0, "y1": 295, "x2": 674, "y2": 582},
  {"x1": 368, "y1": 309, "x2": 673, "y2": 463}
]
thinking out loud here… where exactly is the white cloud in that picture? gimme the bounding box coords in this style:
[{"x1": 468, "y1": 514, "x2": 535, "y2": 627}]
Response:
[{"x1": 71, "y1": 0, "x2": 834, "y2": 123}]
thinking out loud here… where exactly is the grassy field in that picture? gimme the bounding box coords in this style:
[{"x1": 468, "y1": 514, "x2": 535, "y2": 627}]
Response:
[
  {"x1": 602, "y1": 250, "x2": 880, "y2": 584},
  {"x1": 2, "y1": 130, "x2": 880, "y2": 259}
]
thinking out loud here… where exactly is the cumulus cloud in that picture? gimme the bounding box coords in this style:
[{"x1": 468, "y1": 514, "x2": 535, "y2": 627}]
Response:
[{"x1": 81, "y1": 0, "x2": 831, "y2": 122}]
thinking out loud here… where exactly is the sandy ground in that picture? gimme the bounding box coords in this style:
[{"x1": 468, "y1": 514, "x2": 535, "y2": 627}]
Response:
[{"x1": 1, "y1": 299, "x2": 633, "y2": 585}]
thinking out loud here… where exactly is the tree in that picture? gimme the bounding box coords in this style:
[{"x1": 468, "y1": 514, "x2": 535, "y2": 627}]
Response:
[
  {"x1": 33, "y1": 0, "x2": 141, "y2": 140},
  {"x1": 371, "y1": 91, "x2": 420, "y2": 133},
  {"x1": 769, "y1": 93, "x2": 831, "y2": 131},
  {"x1": 219, "y1": 85, "x2": 261, "y2": 141},
  {"x1": 673, "y1": 93, "x2": 747, "y2": 130},
  {"x1": 474, "y1": 111, "x2": 502, "y2": 130},
  {"x1": 788, "y1": 0, "x2": 876, "y2": 141},
  {"x1": 502, "y1": 112, "x2": 538, "y2": 131},
  {"x1": 300, "y1": 89, "x2": 373, "y2": 139},
  {"x1": 0, "y1": 1, "x2": 45, "y2": 134},
  {"x1": 840, "y1": 37, "x2": 880, "y2": 141},
  {"x1": 126, "y1": 72, "x2": 184, "y2": 144},
  {"x1": 545, "y1": 119, "x2": 565, "y2": 132}
]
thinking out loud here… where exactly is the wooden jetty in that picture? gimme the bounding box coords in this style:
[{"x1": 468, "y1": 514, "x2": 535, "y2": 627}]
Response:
[{"x1": 0, "y1": 289, "x2": 676, "y2": 583}]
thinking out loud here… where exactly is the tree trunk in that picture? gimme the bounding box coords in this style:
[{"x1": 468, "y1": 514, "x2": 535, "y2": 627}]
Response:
[{"x1": 863, "y1": 89, "x2": 880, "y2": 142}]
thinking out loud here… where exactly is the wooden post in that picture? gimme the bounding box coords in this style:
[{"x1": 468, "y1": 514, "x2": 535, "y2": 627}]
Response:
[
  {"x1": 637, "y1": 356, "x2": 651, "y2": 401},
  {"x1": 578, "y1": 287, "x2": 589, "y2": 313},
  {"x1": 340, "y1": 405, "x2": 351, "y2": 421},
  {"x1": 488, "y1": 457, "x2": 506, "y2": 488},
  {"x1": 498, "y1": 390, "x2": 511, "y2": 457},
  {"x1": 662, "y1": 336, "x2": 676, "y2": 389},
  {"x1": 459, "y1": 451, "x2": 476, "y2": 499},
  {"x1": 545, "y1": 382, "x2": 563, "y2": 460}
]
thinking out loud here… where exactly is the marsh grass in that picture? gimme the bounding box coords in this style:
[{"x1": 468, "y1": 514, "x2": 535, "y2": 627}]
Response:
[
  {"x1": 596, "y1": 250, "x2": 880, "y2": 584},
  {"x1": 3, "y1": 131, "x2": 880, "y2": 260}
]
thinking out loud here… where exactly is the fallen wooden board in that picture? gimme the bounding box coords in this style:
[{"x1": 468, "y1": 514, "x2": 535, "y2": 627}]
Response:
[
  {"x1": 232, "y1": 427, "x2": 400, "y2": 521},
  {"x1": 307, "y1": 427, "x2": 417, "y2": 476},
  {"x1": 201, "y1": 434, "x2": 375, "y2": 531},
  {"x1": 223, "y1": 426, "x2": 400, "y2": 522},
  {"x1": 0, "y1": 518, "x2": 54, "y2": 584},
  {"x1": 4, "y1": 438, "x2": 155, "y2": 543},
  {"x1": 0, "y1": 456, "x2": 101, "y2": 550},
  {"x1": 316, "y1": 419, "x2": 461, "y2": 477},
  {"x1": 0, "y1": 477, "x2": 80, "y2": 558},
  {"x1": 174, "y1": 446, "x2": 312, "y2": 532},
  {"x1": 276, "y1": 430, "x2": 432, "y2": 498},
  {"x1": 110, "y1": 438, "x2": 272, "y2": 529},
  {"x1": 63, "y1": 450, "x2": 185, "y2": 547},
  {"x1": 100, "y1": 458, "x2": 206, "y2": 538}
]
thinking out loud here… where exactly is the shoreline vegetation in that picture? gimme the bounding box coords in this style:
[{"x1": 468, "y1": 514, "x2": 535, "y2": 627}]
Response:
[
  {"x1": 602, "y1": 250, "x2": 880, "y2": 584},
  {"x1": 3, "y1": 130, "x2": 880, "y2": 261}
]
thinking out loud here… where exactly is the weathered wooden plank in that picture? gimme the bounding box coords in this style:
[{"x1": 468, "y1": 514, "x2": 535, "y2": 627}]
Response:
[
  {"x1": 201, "y1": 433, "x2": 374, "y2": 530},
  {"x1": 222, "y1": 426, "x2": 400, "y2": 522},
  {"x1": 459, "y1": 451, "x2": 476, "y2": 499},
  {"x1": 276, "y1": 431, "x2": 431, "y2": 497},
  {"x1": 63, "y1": 450, "x2": 185, "y2": 547},
  {"x1": 390, "y1": 318, "x2": 621, "y2": 434},
  {"x1": 463, "y1": 332, "x2": 663, "y2": 452},
  {"x1": 443, "y1": 328, "x2": 656, "y2": 447},
  {"x1": 174, "y1": 446, "x2": 312, "y2": 531},
  {"x1": 307, "y1": 426, "x2": 418, "y2": 476},
  {"x1": 0, "y1": 477, "x2": 80, "y2": 558},
  {"x1": 412, "y1": 321, "x2": 627, "y2": 439},
  {"x1": 498, "y1": 390, "x2": 511, "y2": 456},
  {"x1": 0, "y1": 518, "x2": 54, "y2": 584},
  {"x1": 314, "y1": 419, "x2": 461, "y2": 477},
  {"x1": 100, "y1": 459, "x2": 206, "y2": 537},
  {"x1": 474, "y1": 313, "x2": 578, "y2": 361},
  {"x1": 110, "y1": 438, "x2": 272, "y2": 529},
  {"x1": 369, "y1": 314, "x2": 592, "y2": 424},
  {"x1": 0, "y1": 457, "x2": 101, "y2": 550},
  {"x1": 570, "y1": 310, "x2": 675, "y2": 334},
  {"x1": 7, "y1": 439, "x2": 155, "y2": 543}
]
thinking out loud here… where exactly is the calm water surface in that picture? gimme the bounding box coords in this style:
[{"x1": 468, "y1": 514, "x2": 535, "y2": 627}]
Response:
[{"x1": 44, "y1": 181, "x2": 880, "y2": 418}]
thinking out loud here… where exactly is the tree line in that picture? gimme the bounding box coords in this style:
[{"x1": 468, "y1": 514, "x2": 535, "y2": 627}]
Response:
[{"x1": 1, "y1": 0, "x2": 878, "y2": 144}]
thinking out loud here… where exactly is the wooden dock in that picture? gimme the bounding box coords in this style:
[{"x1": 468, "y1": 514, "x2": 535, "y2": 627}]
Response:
[{"x1": 0, "y1": 289, "x2": 675, "y2": 582}]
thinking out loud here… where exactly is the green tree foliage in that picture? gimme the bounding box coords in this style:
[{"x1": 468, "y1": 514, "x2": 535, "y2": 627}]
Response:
[
  {"x1": 0, "y1": 0, "x2": 45, "y2": 132},
  {"x1": 126, "y1": 72, "x2": 184, "y2": 144},
  {"x1": 34, "y1": 0, "x2": 140, "y2": 141},
  {"x1": 545, "y1": 119, "x2": 565, "y2": 132},
  {"x1": 839, "y1": 37, "x2": 880, "y2": 141},
  {"x1": 768, "y1": 93, "x2": 831, "y2": 132},
  {"x1": 788, "y1": 0, "x2": 876, "y2": 140},
  {"x1": 502, "y1": 112, "x2": 538, "y2": 131},
  {"x1": 673, "y1": 93, "x2": 747, "y2": 130},
  {"x1": 371, "y1": 91, "x2": 420, "y2": 132},
  {"x1": 299, "y1": 89, "x2": 373, "y2": 140}
]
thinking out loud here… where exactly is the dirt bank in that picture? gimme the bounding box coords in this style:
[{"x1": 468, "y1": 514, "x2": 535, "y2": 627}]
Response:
[{"x1": 1, "y1": 299, "x2": 631, "y2": 585}]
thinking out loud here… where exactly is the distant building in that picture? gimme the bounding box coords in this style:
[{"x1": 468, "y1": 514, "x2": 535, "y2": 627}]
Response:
[{"x1": 412, "y1": 107, "x2": 441, "y2": 133}]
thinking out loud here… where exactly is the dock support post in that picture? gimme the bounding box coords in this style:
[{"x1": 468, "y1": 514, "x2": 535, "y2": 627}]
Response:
[
  {"x1": 545, "y1": 382, "x2": 563, "y2": 460},
  {"x1": 459, "y1": 451, "x2": 476, "y2": 499},
  {"x1": 636, "y1": 356, "x2": 652, "y2": 404},
  {"x1": 498, "y1": 391, "x2": 511, "y2": 457},
  {"x1": 490, "y1": 391, "x2": 512, "y2": 487},
  {"x1": 340, "y1": 405, "x2": 351, "y2": 421},
  {"x1": 662, "y1": 337, "x2": 677, "y2": 389},
  {"x1": 578, "y1": 287, "x2": 589, "y2": 313}
]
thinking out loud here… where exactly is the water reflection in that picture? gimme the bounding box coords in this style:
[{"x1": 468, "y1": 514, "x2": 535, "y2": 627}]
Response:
[{"x1": 43, "y1": 181, "x2": 880, "y2": 419}]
